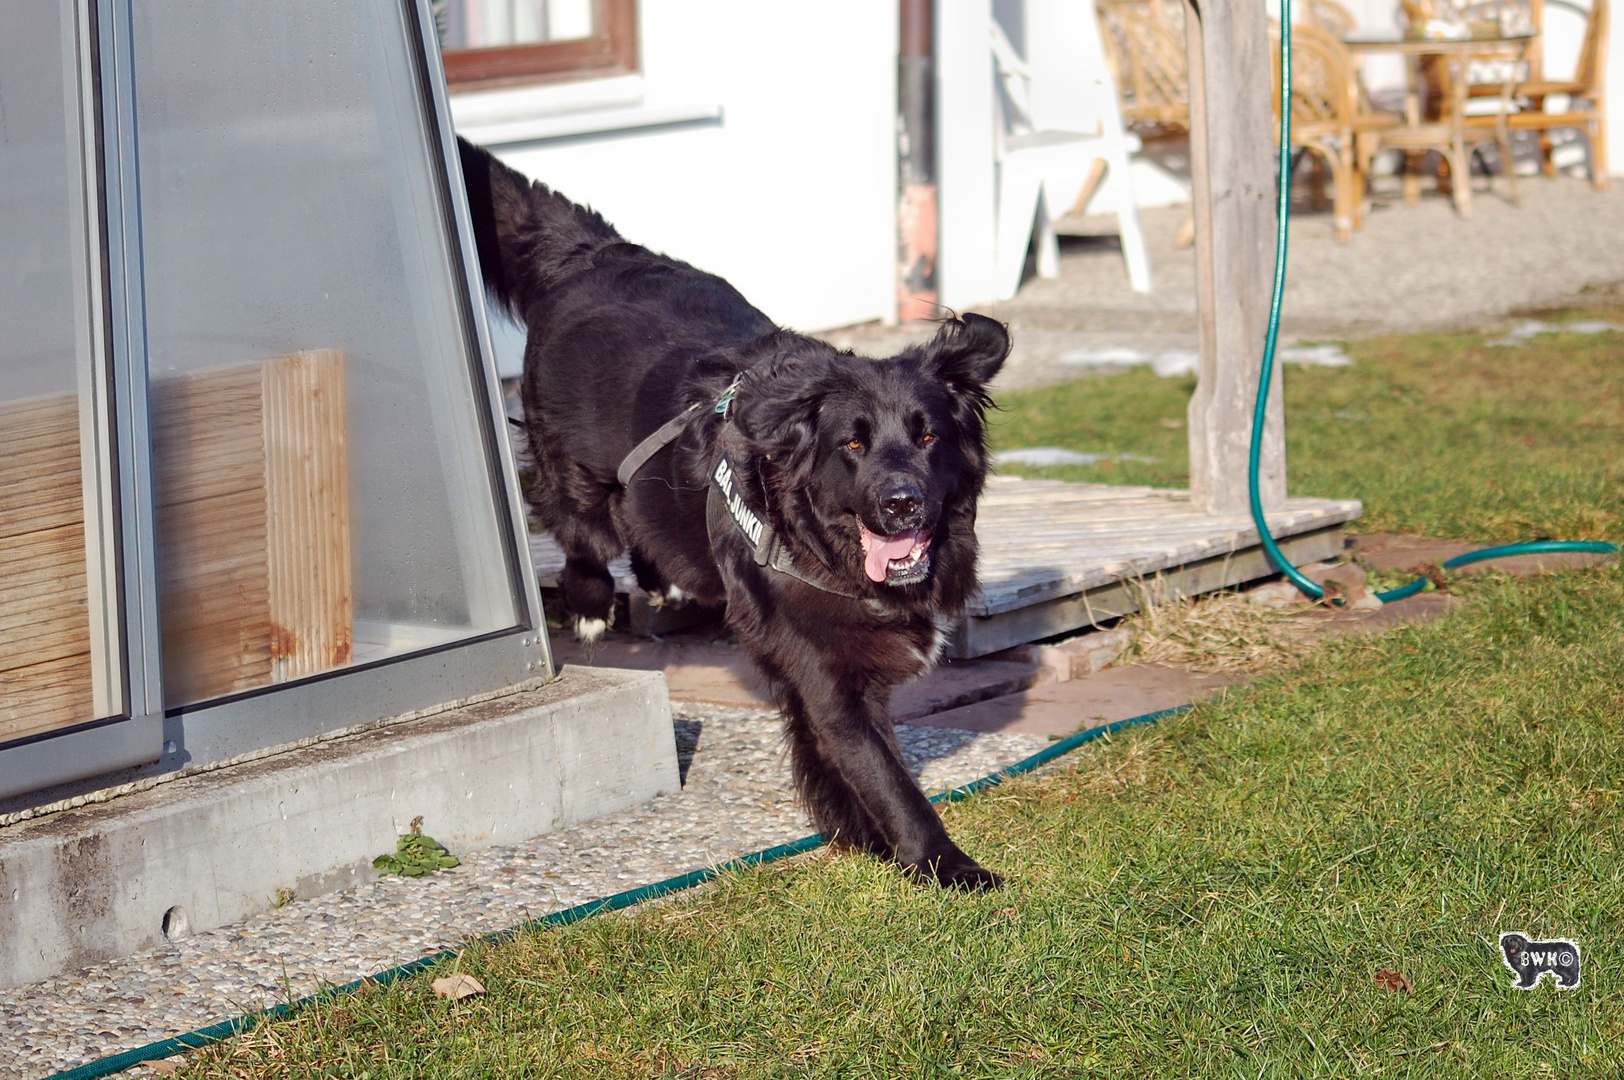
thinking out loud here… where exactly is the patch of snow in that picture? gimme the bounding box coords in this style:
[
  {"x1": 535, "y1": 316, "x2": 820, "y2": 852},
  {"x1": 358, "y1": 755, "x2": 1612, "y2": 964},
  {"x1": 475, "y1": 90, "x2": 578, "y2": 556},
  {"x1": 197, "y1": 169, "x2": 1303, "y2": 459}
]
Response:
[
  {"x1": 1058, "y1": 343, "x2": 1348, "y2": 376},
  {"x1": 994, "y1": 447, "x2": 1108, "y2": 467},
  {"x1": 1278, "y1": 343, "x2": 1352, "y2": 366},
  {"x1": 994, "y1": 447, "x2": 1157, "y2": 467},
  {"x1": 1488, "y1": 319, "x2": 1624, "y2": 346}
]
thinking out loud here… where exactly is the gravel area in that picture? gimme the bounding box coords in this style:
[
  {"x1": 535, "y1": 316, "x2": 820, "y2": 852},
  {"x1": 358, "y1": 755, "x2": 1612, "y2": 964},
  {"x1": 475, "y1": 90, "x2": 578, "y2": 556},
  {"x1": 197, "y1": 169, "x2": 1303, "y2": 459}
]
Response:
[
  {"x1": 1, "y1": 706, "x2": 1049, "y2": 1080},
  {"x1": 820, "y1": 172, "x2": 1624, "y2": 391}
]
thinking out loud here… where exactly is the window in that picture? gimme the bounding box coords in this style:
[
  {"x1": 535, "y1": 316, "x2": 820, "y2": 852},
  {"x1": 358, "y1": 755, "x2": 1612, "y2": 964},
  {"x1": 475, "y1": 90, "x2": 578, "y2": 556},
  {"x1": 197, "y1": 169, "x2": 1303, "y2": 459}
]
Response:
[
  {"x1": 131, "y1": 0, "x2": 525, "y2": 707},
  {"x1": 435, "y1": 0, "x2": 638, "y2": 89},
  {"x1": 1, "y1": 0, "x2": 545, "y2": 801}
]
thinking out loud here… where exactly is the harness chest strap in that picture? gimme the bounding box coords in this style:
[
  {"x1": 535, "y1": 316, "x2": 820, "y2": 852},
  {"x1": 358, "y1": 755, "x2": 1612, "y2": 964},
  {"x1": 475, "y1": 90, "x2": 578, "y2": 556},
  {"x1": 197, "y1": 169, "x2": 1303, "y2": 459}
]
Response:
[
  {"x1": 614, "y1": 401, "x2": 705, "y2": 488},
  {"x1": 613, "y1": 373, "x2": 741, "y2": 488},
  {"x1": 614, "y1": 394, "x2": 860, "y2": 598}
]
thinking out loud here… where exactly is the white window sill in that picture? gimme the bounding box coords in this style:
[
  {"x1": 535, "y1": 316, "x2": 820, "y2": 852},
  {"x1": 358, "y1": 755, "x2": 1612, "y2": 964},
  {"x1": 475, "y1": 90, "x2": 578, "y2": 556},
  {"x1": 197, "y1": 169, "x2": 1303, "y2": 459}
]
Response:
[{"x1": 451, "y1": 75, "x2": 721, "y2": 147}]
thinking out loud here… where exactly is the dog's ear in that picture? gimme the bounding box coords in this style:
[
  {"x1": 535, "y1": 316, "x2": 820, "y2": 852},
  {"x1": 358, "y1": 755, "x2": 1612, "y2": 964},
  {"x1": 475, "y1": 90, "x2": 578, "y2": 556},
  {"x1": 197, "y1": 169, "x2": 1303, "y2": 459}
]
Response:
[
  {"x1": 730, "y1": 355, "x2": 829, "y2": 482},
  {"x1": 919, "y1": 314, "x2": 1010, "y2": 405}
]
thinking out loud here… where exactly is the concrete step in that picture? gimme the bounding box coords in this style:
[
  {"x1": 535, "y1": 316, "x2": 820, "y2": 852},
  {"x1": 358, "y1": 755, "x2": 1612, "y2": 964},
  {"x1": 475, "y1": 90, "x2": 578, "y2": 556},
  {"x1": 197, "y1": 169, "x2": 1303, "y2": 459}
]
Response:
[{"x1": 0, "y1": 667, "x2": 677, "y2": 990}]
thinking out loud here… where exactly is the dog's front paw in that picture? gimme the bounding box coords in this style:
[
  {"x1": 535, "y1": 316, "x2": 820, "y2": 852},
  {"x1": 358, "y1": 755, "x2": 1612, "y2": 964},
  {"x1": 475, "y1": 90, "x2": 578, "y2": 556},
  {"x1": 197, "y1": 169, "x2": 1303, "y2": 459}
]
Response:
[{"x1": 906, "y1": 848, "x2": 1004, "y2": 891}]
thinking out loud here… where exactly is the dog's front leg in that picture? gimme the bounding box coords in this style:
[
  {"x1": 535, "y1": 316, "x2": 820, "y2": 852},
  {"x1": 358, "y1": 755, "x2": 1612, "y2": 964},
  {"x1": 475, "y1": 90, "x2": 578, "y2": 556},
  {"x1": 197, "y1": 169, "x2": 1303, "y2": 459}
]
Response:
[{"x1": 780, "y1": 678, "x2": 1002, "y2": 890}]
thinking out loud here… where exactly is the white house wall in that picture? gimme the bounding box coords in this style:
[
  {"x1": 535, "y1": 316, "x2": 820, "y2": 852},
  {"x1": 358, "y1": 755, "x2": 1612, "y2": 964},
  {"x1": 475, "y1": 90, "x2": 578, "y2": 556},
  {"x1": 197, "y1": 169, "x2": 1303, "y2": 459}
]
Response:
[
  {"x1": 937, "y1": 0, "x2": 999, "y2": 310},
  {"x1": 456, "y1": 0, "x2": 899, "y2": 378}
]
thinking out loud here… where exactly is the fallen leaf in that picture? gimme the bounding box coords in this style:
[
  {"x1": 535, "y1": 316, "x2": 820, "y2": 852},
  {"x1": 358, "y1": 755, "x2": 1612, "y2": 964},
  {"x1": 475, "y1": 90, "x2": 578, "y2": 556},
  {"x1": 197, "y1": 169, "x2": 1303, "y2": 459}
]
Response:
[
  {"x1": 1375, "y1": 967, "x2": 1413, "y2": 995},
  {"x1": 432, "y1": 973, "x2": 486, "y2": 1002},
  {"x1": 149, "y1": 1057, "x2": 185, "y2": 1076},
  {"x1": 995, "y1": 907, "x2": 1019, "y2": 919}
]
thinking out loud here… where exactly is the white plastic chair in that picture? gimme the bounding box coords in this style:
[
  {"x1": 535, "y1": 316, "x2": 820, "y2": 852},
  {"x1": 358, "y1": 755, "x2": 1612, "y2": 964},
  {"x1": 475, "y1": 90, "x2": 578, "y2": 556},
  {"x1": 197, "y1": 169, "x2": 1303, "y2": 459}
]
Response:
[{"x1": 991, "y1": 17, "x2": 1152, "y2": 298}]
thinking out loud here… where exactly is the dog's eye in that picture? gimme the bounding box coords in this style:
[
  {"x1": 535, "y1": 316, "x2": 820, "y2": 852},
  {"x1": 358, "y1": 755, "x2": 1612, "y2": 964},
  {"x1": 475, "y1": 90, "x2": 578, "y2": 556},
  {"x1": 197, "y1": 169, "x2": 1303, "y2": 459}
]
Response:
[
  {"x1": 846, "y1": 439, "x2": 863, "y2": 451},
  {"x1": 920, "y1": 433, "x2": 935, "y2": 445}
]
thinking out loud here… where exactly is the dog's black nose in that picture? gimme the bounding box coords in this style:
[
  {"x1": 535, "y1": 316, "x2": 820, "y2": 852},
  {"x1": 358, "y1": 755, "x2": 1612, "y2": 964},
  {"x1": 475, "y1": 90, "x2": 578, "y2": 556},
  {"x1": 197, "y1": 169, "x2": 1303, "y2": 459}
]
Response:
[{"x1": 880, "y1": 486, "x2": 924, "y2": 530}]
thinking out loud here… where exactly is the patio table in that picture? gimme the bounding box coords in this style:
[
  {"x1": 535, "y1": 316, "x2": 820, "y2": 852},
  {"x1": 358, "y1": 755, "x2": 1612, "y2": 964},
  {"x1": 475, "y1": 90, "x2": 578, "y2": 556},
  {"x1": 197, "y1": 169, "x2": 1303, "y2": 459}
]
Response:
[{"x1": 1343, "y1": 30, "x2": 1534, "y2": 212}]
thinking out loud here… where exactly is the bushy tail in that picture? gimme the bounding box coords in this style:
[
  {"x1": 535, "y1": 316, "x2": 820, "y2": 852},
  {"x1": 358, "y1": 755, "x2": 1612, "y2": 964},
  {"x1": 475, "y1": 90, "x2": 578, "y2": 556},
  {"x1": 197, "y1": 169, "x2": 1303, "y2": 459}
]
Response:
[{"x1": 457, "y1": 136, "x2": 621, "y2": 320}]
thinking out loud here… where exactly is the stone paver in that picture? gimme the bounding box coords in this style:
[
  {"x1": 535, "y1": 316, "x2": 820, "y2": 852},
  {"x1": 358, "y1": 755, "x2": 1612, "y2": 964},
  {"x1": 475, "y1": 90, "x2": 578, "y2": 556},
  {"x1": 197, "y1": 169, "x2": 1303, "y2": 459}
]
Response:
[{"x1": 1349, "y1": 532, "x2": 1619, "y2": 576}]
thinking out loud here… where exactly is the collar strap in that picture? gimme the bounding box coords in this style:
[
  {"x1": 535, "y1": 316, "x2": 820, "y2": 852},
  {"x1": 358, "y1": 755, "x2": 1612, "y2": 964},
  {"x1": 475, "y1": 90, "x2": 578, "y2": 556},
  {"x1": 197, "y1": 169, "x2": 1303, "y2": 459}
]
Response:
[
  {"x1": 614, "y1": 380, "x2": 861, "y2": 599},
  {"x1": 708, "y1": 453, "x2": 862, "y2": 599}
]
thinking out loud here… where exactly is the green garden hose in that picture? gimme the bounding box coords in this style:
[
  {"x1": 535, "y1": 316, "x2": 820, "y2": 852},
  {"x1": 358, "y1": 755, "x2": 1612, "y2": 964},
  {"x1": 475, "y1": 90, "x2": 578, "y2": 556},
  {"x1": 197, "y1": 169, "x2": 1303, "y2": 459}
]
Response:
[{"x1": 1249, "y1": 2, "x2": 1619, "y2": 603}]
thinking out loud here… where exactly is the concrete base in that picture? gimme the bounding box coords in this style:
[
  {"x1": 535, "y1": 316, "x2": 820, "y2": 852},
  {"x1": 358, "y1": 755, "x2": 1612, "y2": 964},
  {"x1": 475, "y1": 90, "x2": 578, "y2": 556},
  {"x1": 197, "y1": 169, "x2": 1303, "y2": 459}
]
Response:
[{"x1": 0, "y1": 666, "x2": 677, "y2": 990}]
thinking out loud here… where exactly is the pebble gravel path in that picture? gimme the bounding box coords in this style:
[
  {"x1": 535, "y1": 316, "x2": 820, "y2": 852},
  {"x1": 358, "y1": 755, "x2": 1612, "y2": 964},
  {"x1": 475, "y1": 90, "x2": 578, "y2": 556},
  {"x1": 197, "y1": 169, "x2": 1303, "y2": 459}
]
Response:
[
  {"x1": 1, "y1": 705, "x2": 1049, "y2": 1080},
  {"x1": 821, "y1": 174, "x2": 1624, "y2": 392}
]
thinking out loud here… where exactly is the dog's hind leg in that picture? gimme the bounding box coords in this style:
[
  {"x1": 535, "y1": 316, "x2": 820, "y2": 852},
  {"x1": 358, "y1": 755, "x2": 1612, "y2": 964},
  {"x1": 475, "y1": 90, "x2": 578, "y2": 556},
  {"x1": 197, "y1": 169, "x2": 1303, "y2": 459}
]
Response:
[
  {"x1": 561, "y1": 555, "x2": 616, "y2": 642},
  {"x1": 629, "y1": 550, "x2": 687, "y2": 608}
]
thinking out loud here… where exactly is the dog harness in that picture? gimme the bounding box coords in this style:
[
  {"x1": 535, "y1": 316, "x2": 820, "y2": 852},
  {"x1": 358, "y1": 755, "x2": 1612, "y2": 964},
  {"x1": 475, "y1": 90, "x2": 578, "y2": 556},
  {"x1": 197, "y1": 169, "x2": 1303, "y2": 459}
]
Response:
[{"x1": 614, "y1": 378, "x2": 862, "y2": 598}]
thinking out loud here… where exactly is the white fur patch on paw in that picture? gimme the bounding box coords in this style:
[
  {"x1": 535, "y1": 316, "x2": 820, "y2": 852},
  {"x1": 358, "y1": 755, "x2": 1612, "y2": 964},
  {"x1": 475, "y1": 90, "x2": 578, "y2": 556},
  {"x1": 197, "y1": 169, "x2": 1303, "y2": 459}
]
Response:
[
  {"x1": 645, "y1": 583, "x2": 688, "y2": 610},
  {"x1": 573, "y1": 617, "x2": 608, "y2": 643}
]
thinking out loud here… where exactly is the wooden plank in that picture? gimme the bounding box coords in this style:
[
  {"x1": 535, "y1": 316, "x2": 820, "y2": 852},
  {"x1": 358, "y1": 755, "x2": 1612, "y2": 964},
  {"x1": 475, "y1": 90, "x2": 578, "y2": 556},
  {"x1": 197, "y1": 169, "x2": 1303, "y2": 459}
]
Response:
[
  {"x1": 528, "y1": 477, "x2": 1363, "y2": 652},
  {"x1": 157, "y1": 474, "x2": 273, "y2": 705},
  {"x1": 2, "y1": 355, "x2": 353, "y2": 722},
  {"x1": 150, "y1": 364, "x2": 267, "y2": 509},
  {"x1": 263, "y1": 350, "x2": 353, "y2": 680},
  {"x1": 945, "y1": 524, "x2": 1348, "y2": 658},
  {"x1": 0, "y1": 395, "x2": 84, "y2": 543},
  {"x1": 0, "y1": 395, "x2": 93, "y2": 728},
  {"x1": 147, "y1": 352, "x2": 354, "y2": 704},
  {"x1": 0, "y1": 395, "x2": 80, "y2": 449},
  {"x1": 152, "y1": 364, "x2": 271, "y2": 706},
  {"x1": 0, "y1": 653, "x2": 93, "y2": 743}
]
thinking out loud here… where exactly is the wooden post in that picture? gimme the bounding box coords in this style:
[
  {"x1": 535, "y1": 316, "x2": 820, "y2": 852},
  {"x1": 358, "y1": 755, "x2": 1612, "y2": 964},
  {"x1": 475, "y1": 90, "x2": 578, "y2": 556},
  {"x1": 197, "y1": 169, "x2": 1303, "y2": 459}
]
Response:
[{"x1": 1183, "y1": 0, "x2": 1285, "y2": 515}]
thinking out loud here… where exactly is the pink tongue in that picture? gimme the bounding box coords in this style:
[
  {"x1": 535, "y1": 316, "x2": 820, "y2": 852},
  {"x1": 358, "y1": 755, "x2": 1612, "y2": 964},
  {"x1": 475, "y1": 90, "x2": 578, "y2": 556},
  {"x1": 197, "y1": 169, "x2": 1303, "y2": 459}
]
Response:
[{"x1": 862, "y1": 530, "x2": 918, "y2": 582}]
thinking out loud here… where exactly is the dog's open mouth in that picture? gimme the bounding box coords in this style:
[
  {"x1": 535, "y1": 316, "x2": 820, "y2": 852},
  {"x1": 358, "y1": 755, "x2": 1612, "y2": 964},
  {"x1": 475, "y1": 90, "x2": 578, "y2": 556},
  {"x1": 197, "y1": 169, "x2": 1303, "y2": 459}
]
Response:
[{"x1": 858, "y1": 524, "x2": 932, "y2": 585}]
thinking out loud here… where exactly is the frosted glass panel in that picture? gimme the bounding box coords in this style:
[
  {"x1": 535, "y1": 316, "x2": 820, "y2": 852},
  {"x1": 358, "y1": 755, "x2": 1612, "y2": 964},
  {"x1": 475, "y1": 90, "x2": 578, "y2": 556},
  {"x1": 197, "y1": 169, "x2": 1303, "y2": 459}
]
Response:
[
  {"x1": 0, "y1": 2, "x2": 107, "y2": 741},
  {"x1": 132, "y1": 0, "x2": 518, "y2": 707}
]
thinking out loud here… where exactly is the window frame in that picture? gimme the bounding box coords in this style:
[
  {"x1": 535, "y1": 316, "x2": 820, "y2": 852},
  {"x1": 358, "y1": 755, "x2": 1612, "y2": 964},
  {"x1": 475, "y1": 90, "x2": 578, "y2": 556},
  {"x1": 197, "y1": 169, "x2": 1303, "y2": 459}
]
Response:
[{"x1": 440, "y1": 0, "x2": 637, "y2": 90}]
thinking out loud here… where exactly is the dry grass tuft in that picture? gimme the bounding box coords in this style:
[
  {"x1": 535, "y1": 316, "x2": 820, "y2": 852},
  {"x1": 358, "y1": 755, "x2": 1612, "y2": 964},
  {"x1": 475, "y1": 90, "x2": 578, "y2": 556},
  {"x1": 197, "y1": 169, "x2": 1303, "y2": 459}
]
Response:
[
  {"x1": 1069, "y1": 732, "x2": 1176, "y2": 797},
  {"x1": 1124, "y1": 577, "x2": 1308, "y2": 673}
]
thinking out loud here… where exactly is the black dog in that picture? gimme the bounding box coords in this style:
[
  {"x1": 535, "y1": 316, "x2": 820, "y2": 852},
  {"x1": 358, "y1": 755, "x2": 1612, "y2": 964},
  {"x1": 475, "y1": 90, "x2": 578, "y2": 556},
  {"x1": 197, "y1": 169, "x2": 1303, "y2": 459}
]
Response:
[
  {"x1": 459, "y1": 139, "x2": 1009, "y2": 889},
  {"x1": 1499, "y1": 933, "x2": 1581, "y2": 989}
]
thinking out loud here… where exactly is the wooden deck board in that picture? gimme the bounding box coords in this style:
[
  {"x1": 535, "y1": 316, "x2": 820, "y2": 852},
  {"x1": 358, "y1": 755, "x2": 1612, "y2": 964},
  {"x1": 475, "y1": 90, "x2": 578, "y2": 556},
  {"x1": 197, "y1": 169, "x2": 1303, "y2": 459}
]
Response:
[{"x1": 527, "y1": 478, "x2": 1362, "y2": 653}]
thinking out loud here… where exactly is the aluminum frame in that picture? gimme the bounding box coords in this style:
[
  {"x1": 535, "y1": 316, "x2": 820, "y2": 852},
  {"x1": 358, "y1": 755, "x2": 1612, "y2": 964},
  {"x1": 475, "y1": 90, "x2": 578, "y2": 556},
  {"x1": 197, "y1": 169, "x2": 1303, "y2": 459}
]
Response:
[
  {"x1": 0, "y1": 0, "x2": 554, "y2": 803},
  {"x1": 0, "y1": 0, "x2": 163, "y2": 803}
]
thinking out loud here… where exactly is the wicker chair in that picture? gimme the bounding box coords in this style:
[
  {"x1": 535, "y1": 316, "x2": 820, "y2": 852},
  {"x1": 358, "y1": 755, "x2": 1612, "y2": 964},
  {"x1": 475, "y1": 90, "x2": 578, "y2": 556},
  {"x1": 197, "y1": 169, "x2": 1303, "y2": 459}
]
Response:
[
  {"x1": 1464, "y1": 0, "x2": 1609, "y2": 188},
  {"x1": 1273, "y1": 23, "x2": 1403, "y2": 240},
  {"x1": 1300, "y1": 0, "x2": 1358, "y2": 37},
  {"x1": 1096, "y1": 0, "x2": 1189, "y2": 131}
]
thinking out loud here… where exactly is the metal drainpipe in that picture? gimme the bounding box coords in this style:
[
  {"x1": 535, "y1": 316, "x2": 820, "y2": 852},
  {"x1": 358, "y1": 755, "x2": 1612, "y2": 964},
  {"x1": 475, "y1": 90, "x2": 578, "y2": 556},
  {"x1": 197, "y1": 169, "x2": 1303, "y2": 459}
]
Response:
[{"x1": 897, "y1": 0, "x2": 938, "y2": 322}]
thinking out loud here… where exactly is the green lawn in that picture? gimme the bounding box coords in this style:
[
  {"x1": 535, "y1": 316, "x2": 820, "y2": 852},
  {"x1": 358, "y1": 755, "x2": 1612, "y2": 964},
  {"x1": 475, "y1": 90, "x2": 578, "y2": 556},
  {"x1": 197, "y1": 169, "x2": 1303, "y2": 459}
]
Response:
[
  {"x1": 176, "y1": 317, "x2": 1624, "y2": 1079},
  {"x1": 987, "y1": 313, "x2": 1624, "y2": 543}
]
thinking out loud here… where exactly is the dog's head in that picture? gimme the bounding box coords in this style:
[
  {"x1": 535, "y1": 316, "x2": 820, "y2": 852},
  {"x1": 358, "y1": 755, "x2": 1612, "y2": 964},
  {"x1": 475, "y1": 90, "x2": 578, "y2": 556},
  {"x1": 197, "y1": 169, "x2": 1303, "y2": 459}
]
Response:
[{"x1": 732, "y1": 314, "x2": 1009, "y2": 592}]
